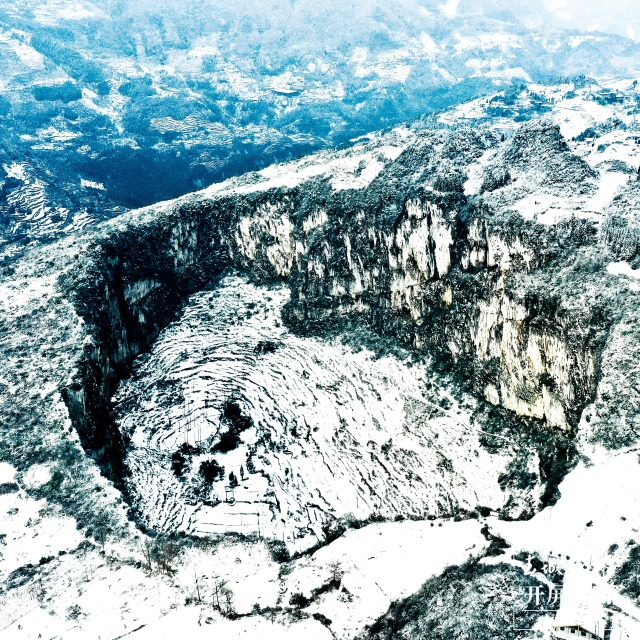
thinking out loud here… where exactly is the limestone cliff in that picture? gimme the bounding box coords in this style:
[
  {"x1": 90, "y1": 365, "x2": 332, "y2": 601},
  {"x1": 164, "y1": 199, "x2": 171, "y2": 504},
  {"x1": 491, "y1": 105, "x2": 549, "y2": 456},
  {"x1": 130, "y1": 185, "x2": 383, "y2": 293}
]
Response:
[{"x1": 56, "y1": 124, "x2": 611, "y2": 474}]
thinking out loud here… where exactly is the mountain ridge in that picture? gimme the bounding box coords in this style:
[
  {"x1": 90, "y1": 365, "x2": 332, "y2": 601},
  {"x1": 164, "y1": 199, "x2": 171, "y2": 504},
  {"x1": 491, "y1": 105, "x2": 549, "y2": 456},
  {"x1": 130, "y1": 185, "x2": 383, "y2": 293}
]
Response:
[{"x1": 2, "y1": 0, "x2": 640, "y2": 261}]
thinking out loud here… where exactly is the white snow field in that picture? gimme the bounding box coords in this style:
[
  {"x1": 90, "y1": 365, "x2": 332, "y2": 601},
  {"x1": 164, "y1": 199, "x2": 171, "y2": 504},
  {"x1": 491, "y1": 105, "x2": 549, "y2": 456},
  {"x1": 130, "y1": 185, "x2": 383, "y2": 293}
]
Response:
[
  {"x1": 114, "y1": 275, "x2": 515, "y2": 552},
  {"x1": 0, "y1": 512, "x2": 488, "y2": 639},
  {"x1": 449, "y1": 79, "x2": 640, "y2": 229},
  {"x1": 279, "y1": 518, "x2": 488, "y2": 639},
  {"x1": 491, "y1": 444, "x2": 640, "y2": 639},
  {"x1": 203, "y1": 125, "x2": 413, "y2": 198},
  {"x1": 5, "y1": 445, "x2": 640, "y2": 639}
]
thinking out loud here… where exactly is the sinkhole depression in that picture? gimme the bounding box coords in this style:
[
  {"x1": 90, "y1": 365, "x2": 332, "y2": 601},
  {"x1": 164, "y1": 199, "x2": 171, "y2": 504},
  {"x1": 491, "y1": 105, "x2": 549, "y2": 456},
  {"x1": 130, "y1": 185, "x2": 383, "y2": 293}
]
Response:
[{"x1": 53, "y1": 137, "x2": 595, "y2": 550}]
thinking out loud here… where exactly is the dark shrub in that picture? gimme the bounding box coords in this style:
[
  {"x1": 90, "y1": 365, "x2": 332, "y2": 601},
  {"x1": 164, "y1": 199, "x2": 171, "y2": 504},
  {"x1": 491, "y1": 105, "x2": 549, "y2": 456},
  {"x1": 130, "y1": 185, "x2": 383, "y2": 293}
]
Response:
[
  {"x1": 212, "y1": 401, "x2": 254, "y2": 453},
  {"x1": 118, "y1": 76, "x2": 155, "y2": 98},
  {"x1": 0, "y1": 482, "x2": 19, "y2": 495},
  {"x1": 171, "y1": 443, "x2": 200, "y2": 476},
  {"x1": 289, "y1": 592, "x2": 310, "y2": 608},
  {"x1": 199, "y1": 459, "x2": 225, "y2": 484},
  {"x1": 33, "y1": 82, "x2": 82, "y2": 103},
  {"x1": 255, "y1": 340, "x2": 278, "y2": 354},
  {"x1": 481, "y1": 168, "x2": 511, "y2": 193}
]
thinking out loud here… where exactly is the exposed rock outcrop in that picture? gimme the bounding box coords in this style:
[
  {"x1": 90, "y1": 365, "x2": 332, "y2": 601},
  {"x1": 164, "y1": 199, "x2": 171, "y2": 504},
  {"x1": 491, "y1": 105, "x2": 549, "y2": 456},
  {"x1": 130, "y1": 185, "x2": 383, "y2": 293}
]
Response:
[{"x1": 0, "y1": 119, "x2": 621, "y2": 547}]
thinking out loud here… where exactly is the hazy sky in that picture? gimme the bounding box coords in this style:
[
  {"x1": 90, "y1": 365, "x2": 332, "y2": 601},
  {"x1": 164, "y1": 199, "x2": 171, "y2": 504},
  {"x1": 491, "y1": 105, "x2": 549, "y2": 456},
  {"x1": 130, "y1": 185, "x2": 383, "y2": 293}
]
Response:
[
  {"x1": 541, "y1": 0, "x2": 640, "y2": 40},
  {"x1": 440, "y1": 0, "x2": 640, "y2": 40}
]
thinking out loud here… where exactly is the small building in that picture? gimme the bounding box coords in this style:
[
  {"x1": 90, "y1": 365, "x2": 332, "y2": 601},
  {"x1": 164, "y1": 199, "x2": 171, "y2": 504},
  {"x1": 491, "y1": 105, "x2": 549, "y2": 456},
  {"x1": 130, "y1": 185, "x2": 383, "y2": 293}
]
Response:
[
  {"x1": 552, "y1": 572, "x2": 611, "y2": 640},
  {"x1": 552, "y1": 623, "x2": 602, "y2": 640},
  {"x1": 553, "y1": 603, "x2": 608, "y2": 640}
]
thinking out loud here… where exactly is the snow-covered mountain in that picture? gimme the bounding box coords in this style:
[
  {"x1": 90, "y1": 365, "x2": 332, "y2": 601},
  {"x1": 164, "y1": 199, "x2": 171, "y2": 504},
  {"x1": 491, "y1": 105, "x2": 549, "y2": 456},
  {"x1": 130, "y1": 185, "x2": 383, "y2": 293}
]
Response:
[
  {"x1": 2, "y1": 0, "x2": 640, "y2": 259},
  {"x1": 3, "y1": 75, "x2": 640, "y2": 638}
]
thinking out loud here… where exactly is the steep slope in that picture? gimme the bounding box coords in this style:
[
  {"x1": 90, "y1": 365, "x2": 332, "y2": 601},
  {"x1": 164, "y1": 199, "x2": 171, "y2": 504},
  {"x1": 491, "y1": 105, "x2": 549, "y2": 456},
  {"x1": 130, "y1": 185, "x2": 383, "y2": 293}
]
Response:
[
  {"x1": 113, "y1": 275, "x2": 561, "y2": 549},
  {"x1": 1, "y1": 96, "x2": 625, "y2": 532}
]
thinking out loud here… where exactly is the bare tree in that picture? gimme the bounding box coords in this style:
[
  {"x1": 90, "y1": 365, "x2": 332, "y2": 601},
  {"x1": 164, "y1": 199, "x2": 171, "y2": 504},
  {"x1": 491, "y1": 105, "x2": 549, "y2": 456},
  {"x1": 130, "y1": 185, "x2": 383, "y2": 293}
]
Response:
[
  {"x1": 211, "y1": 576, "x2": 227, "y2": 611},
  {"x1": 211, "y1": 576, "x2": 235, "y2": 616},
  {"x1": 220, "y1": 584, "x2": 235, "y2": 616},
  {"x1": 141, "y1": 539, "x2": 154, "y2": 572},
  {"x1": 194, "y1": 571, "x2": 202, "y2": 604},
  {"x1": 153, "y1": 538, "x2": 179, "y2": 575},
  {"x1": 327, "y1": 560, "x2": 344, "y2": 587},
  {"x1": 94, "y1": 526, "x2": 108, "y2": 553}
]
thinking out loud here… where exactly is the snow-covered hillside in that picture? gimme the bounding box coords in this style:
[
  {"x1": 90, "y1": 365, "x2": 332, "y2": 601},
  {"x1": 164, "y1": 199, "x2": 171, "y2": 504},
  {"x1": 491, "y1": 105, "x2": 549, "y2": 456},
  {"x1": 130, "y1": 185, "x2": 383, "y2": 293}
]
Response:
[
  {"x1": 4, "y1": 74, "x2": 640, "y2": 640},
  {"x1": 2, "y1": 1, "x2": 640, "y2": 258},
  {"x1": 114, "y1": 275, "x2": 528, "y2": 550}
]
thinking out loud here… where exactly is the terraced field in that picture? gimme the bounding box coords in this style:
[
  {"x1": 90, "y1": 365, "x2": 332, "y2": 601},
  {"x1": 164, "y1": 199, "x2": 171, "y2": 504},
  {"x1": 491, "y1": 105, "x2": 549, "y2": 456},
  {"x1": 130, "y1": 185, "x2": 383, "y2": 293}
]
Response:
[{"x1": 114, "y1": 275, "x2": 545, "y2": 551}]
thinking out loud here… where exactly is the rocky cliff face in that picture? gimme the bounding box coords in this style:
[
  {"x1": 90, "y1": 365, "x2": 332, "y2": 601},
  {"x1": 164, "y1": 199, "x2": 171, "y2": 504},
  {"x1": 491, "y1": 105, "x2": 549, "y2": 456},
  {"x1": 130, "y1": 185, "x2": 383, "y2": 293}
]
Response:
[
  {"x1": 1, "y1": 112, "x2": 624, "y2": 552},
  {"x1": 225, "y1": 193, "x2": 602, "y2": 432},
  {"x1": 59, "y1": 200, "x2": 231, "y2": 475},
  {"x1": 3, "y1": 81, "x2": 640, "y2": 639},
  {"x1": 54, "y1": 121, "x2": 611, "y2": 485}
]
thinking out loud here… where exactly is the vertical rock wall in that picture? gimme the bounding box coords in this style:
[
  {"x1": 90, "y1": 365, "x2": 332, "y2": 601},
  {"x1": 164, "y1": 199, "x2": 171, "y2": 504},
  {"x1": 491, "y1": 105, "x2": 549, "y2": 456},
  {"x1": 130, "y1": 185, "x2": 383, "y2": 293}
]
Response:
[
  {"x1": 226, "y1": 190, "x2": 601, "y2": 430},
  {"x1": 61, "y1": 183, "x2": 605, "y2": 479},
  {"x1": 62, "y1": 200, "x2": 230, "y2": 474}
]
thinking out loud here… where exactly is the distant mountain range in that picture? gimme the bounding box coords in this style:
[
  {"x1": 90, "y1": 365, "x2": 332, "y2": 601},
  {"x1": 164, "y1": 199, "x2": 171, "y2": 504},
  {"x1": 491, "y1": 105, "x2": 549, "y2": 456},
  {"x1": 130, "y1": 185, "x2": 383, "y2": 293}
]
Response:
[{"x1": 1, "y1": 0, "x2": 640, "y2": 257}]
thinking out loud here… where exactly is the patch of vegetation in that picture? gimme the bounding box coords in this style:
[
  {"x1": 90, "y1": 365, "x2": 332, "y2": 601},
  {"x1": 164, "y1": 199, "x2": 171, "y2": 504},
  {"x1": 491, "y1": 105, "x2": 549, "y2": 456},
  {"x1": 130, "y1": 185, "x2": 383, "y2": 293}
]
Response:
[
  {"x1": 268, "y1": 539, "x2": 291, "y2": 564},
  {"x1": 480, "y1": 168, "x2": 511, "y2": 193},
  {"x1": 481, "y1": 524, "x2": 511, "y2": 557},
  {"x1": 212, "y1": 400, "x2": 254, "y2": 453},
  {"x1": 360, "y1": 561, "x2": 551, "y2": 640},
  {"x1": 289, "y1": 592, "x2": 311, "y2": 608},
  {"x1": 601, "y1": 216, "x2": 640, "y2": 261},
  {"x1": 432, "y1": 170, "x2": 465, "y2": 193},
  {"x1": 141, "y1": 535, "x2": 182, "y2": 575},
  {"x1": 0, "y1": 481, "x2": 19, "y2": 494},
  {"x1": 612, "y1": 544, "x2": 640, "y2": 602},
  {"x1": 199, "y1": 458, "x2": 225, "y2": 484},
  {"x1": 6, "y1": 563, "x2": 41, "y2": 590},
  {"x1": 312, "y1": 612, "x2": 333, "y2": 626},
  {"x1": 254, "y1": 340, "x2": 278, "y2": 354},
  {"x1": 473, "y1": 402, "x2": 578, "y2": 513},
  {"x1": 575, "y1": 127, "x2": 597, "y2": 142},
  {"x1": 171, "y1": 442, "x2": 201, "y2": 477},
  {"x1": 319, "y1": 511, "x2": 387, "y2": 548},
  {"x1": 66, "y1": 604, "x2": 84, "y2": 620},
  {"x1": 32, "y1": 82, "x2": 82, "y2": 103},
  {"x1": 118, "y1": 76, "x2": 156, "y2": 99}
]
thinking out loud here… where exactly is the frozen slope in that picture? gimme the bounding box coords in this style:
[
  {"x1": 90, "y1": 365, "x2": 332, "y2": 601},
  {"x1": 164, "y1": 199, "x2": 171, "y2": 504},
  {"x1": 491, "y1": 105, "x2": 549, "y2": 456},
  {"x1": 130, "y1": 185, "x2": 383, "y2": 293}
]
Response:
[{"x1": 6, "y1": 77, "x2": 640, "y2": 639}]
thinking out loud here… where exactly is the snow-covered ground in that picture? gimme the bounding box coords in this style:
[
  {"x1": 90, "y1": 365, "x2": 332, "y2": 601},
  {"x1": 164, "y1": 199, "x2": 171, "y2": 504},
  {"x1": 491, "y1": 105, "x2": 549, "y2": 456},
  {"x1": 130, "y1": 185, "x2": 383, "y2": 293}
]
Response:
[
  {"x1": 0, "y1": 464, "x2": 83, "y2": 588},
  {"x1": 281, "y1": 518, "x2": 488, "y2": 639},
  {"x1": 7, "y1": 443, "x2": 640, "y2": 640},
  {"x1": 608, "y1": 260, "x2": 640, "y2": 280},
  {"x1": 5, "y1": 75, "x2": 640, "y2": 639},
  {"x1": 490, "y1": 443, "x2": 640, "y2": 639},
  {"x1": 101, "y1": 275, "x2": 640, "y2": 638},
  {"x1": 114, "y1": 275, "x2": 519, "y2": 552},
  {"x1": 444, "y1": 79, "x2": 640, "y2": 229},
  {"x1": 204, "y1": 127, "x2": 413, "y2": 197},
  {"x1": 0, "y1": 511, "x2": 487, "y2": 639}
]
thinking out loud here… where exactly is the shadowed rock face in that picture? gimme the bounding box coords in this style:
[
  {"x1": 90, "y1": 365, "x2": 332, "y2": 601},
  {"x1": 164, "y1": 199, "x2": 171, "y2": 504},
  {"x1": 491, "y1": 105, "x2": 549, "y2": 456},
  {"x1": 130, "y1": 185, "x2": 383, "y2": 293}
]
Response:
[{"x1": 59, "y1": 199, "x2": 232, "y2": 477}]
